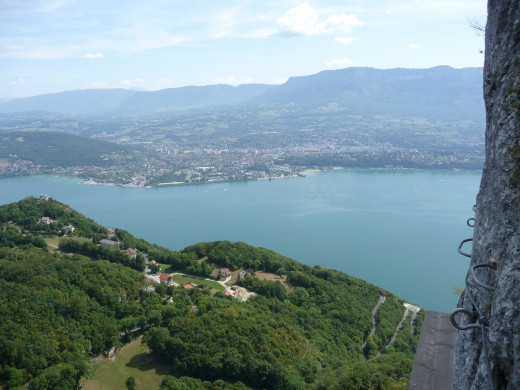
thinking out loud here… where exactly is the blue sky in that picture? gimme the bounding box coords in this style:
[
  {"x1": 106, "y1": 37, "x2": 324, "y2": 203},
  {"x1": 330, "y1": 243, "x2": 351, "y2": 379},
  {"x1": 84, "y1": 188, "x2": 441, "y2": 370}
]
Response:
[{"x1": 0, "y1": 0, "x2": 487, "y2": 99}]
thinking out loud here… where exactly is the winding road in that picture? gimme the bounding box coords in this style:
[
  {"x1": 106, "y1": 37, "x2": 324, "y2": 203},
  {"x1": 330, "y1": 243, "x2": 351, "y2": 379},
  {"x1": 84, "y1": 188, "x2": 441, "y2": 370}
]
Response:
[
  {"x1": 362, "y1": 293, "x2": 421, "y2": 355},
  {"x1": 362, "y1": 291, "x2": 386, "y2": 349},
  {"x1": 383, "y1": 302, "x2": 421, "y2": 351}
]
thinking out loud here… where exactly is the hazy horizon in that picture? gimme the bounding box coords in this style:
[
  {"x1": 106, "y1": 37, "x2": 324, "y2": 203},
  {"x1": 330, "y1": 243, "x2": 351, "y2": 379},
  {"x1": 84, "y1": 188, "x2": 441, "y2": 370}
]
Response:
[
  {"x1": 1, "y1": 1, "x2": 486, "y2": 100},
  {"x1": 0, "y1": 64, "x2": 485, "y2": 102}
]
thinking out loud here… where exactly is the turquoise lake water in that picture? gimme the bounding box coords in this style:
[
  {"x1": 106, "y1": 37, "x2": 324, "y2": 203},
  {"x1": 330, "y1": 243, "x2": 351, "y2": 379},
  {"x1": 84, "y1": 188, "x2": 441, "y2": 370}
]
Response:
[{"x1": 0, "y1": 169, "x2": 481, "y2": 312}]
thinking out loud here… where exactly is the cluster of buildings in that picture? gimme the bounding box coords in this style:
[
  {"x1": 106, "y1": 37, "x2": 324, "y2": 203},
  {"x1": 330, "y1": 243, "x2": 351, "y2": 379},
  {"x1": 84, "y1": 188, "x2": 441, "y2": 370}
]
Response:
[{"x1": 154, "y1": 267, "x2": 243, "y2": 299}]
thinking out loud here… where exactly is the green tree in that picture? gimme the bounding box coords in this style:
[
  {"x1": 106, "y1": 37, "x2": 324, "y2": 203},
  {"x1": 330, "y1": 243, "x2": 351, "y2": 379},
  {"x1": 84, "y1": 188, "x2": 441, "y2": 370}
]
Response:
[
  {"x1": 364, "y1": 335, "x2": 378, "y2": 359},
  {"x1": 150, "y1": 263, "x2": 160, "y2": 274},
  {"x1": 125, "y1": 376, "x2": 136, "y2": 390},
  {"x1": 155, "y1": 282, "x2": 167, "y2": 297},
  {"x1": 4, "y1": 366, "x2": 24, "y2": 389},
  {"x1": 276, "y1": 267, "x2": 286, "y2": 279}
]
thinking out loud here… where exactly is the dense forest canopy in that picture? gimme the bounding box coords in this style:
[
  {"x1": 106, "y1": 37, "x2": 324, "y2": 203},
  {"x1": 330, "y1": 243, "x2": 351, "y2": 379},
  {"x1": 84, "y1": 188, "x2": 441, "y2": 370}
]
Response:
[{"x1": 0, "y1": 197, "x2": 423, "y2": 389}]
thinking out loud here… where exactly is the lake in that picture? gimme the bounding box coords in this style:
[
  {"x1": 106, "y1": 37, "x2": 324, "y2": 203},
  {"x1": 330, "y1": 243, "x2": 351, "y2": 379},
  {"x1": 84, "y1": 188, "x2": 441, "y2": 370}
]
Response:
[{"x1": 0, "y1": 169, "x2": 481, "y2": 312}]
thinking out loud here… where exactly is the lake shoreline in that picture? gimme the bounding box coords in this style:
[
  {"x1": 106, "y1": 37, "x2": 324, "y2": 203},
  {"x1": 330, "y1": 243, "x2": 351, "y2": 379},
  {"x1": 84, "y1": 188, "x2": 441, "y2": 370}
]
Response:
[
  {"x1": 1, "y1": 166, "x2": 482, "y2": 190},
  {"x1": 0, "y1": 170, "x2": 481, "y2": 312}
]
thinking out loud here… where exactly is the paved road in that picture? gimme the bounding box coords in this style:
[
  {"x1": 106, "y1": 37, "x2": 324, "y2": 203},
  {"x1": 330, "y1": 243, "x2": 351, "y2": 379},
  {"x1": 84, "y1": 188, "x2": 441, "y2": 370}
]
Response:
[
  {"x1": 384, "y1": 303, "x2": 421, "y2": 351},
  {"x1": 362, "y1": 291, "x2": 386, "y2": 348}
]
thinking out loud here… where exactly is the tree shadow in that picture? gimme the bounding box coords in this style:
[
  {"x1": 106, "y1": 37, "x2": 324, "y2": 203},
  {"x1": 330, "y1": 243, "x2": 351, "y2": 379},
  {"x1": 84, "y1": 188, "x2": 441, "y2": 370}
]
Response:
[{"x1": 125, "y1": 352, "x2": 173, "y2": 376}]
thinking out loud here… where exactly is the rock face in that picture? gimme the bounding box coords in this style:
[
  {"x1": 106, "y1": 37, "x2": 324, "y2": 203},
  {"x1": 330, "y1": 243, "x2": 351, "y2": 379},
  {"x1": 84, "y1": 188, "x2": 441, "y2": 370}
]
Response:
[{"x1": 453, "y1": 1, "x2": 520, "y2": 389}]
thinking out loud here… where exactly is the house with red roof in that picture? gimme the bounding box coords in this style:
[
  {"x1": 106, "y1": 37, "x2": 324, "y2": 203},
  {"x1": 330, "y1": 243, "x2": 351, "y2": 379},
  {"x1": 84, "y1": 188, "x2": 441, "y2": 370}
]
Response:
[
  {"x1": 220, "y1": 268, "x2": 230, "y2": 277},
  {"x1": 159, "y1": 273, "x2": 172, "y2": 284}
]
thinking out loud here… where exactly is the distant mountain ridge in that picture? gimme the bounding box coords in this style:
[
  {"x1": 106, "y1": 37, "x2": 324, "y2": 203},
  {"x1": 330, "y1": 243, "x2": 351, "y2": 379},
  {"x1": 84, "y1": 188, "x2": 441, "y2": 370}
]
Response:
[
  {"x1": 0, "y1": 66, "x2": 483, "y2": 119},
  {"x1": 0, "y1": 89, "x2": 136, "y2": 115},
  {"x1": 253, "y1": 66, "x2": 483, "y2": 119},
  {"x1": 0, "y1": 84, "x2": 274, "y2": 115}
]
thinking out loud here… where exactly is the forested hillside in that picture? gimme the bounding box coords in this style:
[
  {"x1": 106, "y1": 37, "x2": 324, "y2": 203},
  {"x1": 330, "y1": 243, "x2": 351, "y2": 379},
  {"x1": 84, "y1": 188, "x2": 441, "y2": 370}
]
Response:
[
  {"x1": 0, "y1": 197, "x2": 424, "y2": 389},
  {"x1": 0, "y1": 131, "x2": 133, "y2": 167}
]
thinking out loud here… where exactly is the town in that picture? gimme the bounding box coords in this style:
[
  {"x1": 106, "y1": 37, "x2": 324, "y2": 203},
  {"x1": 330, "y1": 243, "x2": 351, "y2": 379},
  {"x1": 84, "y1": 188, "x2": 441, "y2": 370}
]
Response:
[{"x1": 0, "y1": 112, "x2": 484, "y2": 187}]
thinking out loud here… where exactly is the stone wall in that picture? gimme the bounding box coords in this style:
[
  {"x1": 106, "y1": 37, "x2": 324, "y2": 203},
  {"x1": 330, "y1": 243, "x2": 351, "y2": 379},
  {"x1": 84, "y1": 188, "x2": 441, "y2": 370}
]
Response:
[{"x1": 453, "y1": 1, "x2": 520, "y2": 389}]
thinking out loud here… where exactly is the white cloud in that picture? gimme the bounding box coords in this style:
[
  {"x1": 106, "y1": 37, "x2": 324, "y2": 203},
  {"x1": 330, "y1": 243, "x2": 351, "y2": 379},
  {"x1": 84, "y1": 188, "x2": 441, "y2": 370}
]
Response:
[
  {"x1": 120, "y1": 78, "x2": 145, "y2": 89},
  {"x1": 335, "y1": 37, "x2": 356, "y2": 45},
  {"x1": 209, "y1": 76, "x2": 286, "y2": 86},
  {"x1": 409, "y1": 44, "x2": 420, "y2": 49},
  {"x1": 215, "y1": 32, "x2": 231, "y2": 38},
  {"x1": 83, "y1": 81, "x2": 109, "y2": 89},
  {"x1": 210, "y1": 76, "x2": 255, "y2": 86},
  {"x1": 317, "y1": 14, "x2": 362, "y2": 34},
  {"x1": 211, "y1": 7, "x2": 243, "y2": 39},
  {"x1": 269, "y1": 77, "x2": 288, "y2": 85},
  {"x1": 11, "y1": 78, "x2": 25, "y2": 86},
  {"x1": 276, "y1": 3, "x2": 319, "y2": 36},
  {"x1": 274, "y1": 3, "x2": 361, "y2": 36},
  {"x1": 85, "y1": 52, "x2": 104, "y2": 59},
  {"x1": 325, "y1": 58, "x2": 353, "y2": 69}
]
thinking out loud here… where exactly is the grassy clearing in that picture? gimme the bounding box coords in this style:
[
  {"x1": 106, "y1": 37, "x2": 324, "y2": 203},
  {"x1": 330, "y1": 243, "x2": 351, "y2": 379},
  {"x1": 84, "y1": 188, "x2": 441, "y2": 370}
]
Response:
[
  {"x1": 44, "y1": 235, "x2": 92, "y2": 252},
  {"x1": 255, "y1": 271, "x2": 295, "y2": 293},
  {"x1": 153, "y1": 263, "x2": 171, "y2": 273},
  {"x1": 43, "y1": 236, "x2": 60, "y2": 251},
  {"x1": 82, "y1": 336, "x2": 172, "y2": 390},
  {"x1": 170, "y1": 274, "x2": 225, "y2": 291}
]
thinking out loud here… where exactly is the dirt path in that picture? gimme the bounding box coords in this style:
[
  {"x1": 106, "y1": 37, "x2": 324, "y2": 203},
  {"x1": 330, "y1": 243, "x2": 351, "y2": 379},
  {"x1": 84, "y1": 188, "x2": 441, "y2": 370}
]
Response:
[
  {"x1": 218, "y1": 275, "x2": 232, "y2": 287},
  {"x1": 362, "y1": 291, "x2": 386, "y2": 348},
  {"x1": 108, "y1": 346, "x2": 116, "y2": 361}
]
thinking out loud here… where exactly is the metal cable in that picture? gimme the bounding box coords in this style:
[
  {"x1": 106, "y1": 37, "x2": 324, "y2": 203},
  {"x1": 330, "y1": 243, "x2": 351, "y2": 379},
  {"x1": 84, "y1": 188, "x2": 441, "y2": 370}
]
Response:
[{"x1": 450, "y1": 210, "x2": 496, "y2": 390}]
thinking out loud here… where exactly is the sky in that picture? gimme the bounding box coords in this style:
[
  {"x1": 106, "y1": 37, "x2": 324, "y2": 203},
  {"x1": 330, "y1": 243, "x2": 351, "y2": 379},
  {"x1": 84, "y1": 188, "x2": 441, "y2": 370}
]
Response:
[{"x1": 0, "y1": 0, "x2": 487, "y2": 99}]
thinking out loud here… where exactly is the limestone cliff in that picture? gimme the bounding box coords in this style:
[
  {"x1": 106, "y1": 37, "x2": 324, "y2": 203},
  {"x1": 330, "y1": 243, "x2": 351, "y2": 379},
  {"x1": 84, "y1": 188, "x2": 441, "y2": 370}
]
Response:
[{"x1": 453, "y1": 1, "x2": 520, "y2": 389}]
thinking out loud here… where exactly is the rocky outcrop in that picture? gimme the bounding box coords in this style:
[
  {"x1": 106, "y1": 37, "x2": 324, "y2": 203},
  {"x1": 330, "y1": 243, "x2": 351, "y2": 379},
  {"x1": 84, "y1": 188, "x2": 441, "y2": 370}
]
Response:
[{"x1": 453, "y1": 1, "x2": 520, "y2": 389}]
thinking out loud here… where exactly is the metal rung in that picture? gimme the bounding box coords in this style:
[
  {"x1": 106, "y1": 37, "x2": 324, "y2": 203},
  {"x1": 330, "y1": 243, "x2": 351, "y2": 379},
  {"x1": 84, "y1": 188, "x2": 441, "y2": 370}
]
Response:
[
  {"x1": 469, "y1": 263, "x2": 497, "y2": 291},
  {"x1": 458, "y1": 238, "x2": 473, "y2": 258},
  {"x1": 450, "y1": 308, "x2": 482, "y2": 331}
]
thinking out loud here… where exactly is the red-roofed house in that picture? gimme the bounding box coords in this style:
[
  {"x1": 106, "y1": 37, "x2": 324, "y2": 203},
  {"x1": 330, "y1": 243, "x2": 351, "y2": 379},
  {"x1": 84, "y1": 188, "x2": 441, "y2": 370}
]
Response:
[
  {"x1": 125, "y1": 248, "x2": 137, "y2": 259},
  {"x1": 182, "y1": 284, "x2": 193, "y2": 289},
  {"x1": 159, "y1": 273, "x2": 172, "y2": 284},
  {"x1": 220, "y1": 268, "x2": 230, "y2": 277}
]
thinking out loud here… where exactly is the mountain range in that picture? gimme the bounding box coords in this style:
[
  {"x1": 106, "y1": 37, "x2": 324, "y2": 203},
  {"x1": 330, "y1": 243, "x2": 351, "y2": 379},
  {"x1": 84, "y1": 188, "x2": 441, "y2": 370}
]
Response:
[{"x1": 0, "y1": 66, "x2": 484, "y2": 120}]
